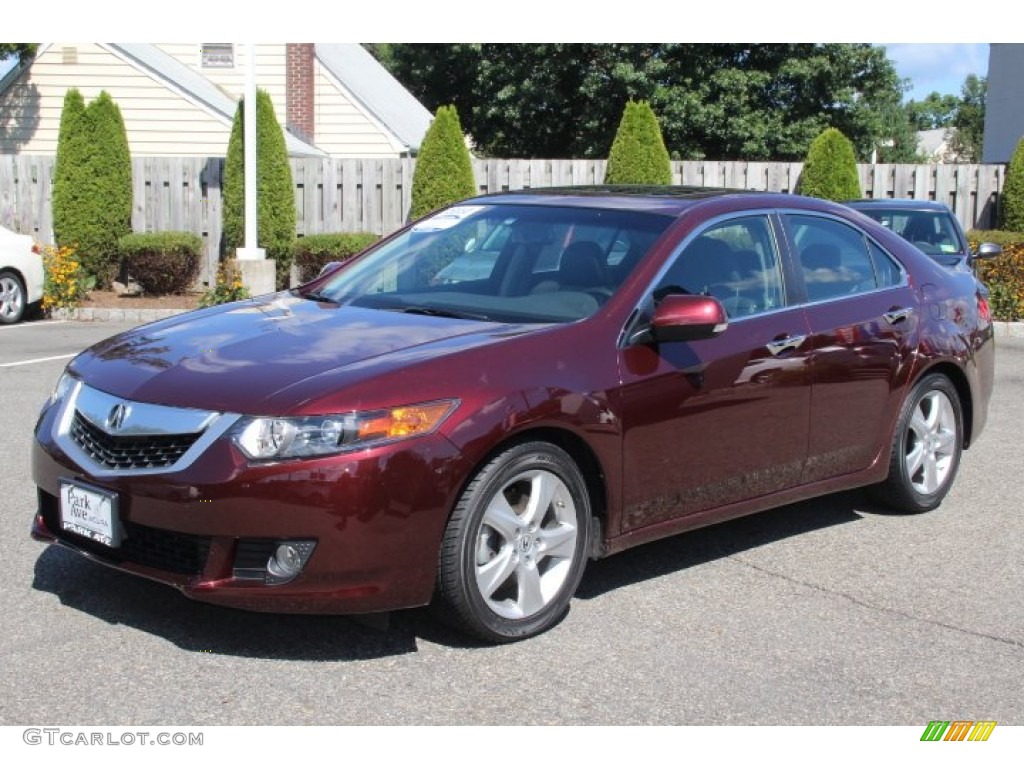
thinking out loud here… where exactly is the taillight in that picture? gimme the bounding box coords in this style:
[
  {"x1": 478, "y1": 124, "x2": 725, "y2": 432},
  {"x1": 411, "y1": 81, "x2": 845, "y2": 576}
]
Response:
[
  {"x1": 978, "y1": 295, "x2": 991, "y2": 323},
  {"x1": 31, "y1": 243, "x2": 41, "y2": 254}
]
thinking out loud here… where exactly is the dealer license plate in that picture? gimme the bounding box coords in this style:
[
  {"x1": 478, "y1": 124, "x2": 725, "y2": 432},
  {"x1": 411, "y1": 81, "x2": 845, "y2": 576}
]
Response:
[{"x1": 60, "y1": 480, "x2": 121, "y2": 548}]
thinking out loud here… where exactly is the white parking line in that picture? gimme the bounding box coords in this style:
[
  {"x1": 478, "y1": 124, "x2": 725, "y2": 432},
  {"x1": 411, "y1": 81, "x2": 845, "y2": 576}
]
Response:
[
  {"x1": 0, "y1": 320, "x2": 67, "y2": 331},
  {"x1": 0, "y1": 353, "x2": 75, "y2": 368}
]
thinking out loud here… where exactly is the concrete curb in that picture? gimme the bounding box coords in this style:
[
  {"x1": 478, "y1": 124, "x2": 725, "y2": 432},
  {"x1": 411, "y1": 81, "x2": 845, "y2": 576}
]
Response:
[
  {"x1": 48, "y1": 307, "x2": 1024, "y2": 338},
  {"x1": 992, "y1": 322, "x2": 1024, "y2": 338},
  {"x1": 50, "y1": 307, "x2": 191, "y2": 323}
]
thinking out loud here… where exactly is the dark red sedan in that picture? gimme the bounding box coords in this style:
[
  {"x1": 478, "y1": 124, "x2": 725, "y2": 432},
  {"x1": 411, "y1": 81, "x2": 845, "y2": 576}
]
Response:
[{"x1": 31, "y1": 187, "x2": 994, "y2": 642}]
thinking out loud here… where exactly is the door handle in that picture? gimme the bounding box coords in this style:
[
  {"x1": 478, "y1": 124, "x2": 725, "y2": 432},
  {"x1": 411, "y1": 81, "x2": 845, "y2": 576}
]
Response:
[
  {"x1": 766, "y1": 334, "x2": 807, "y2": 356},
  {"x1": 884, "y1": 307, "x2": 913, "y2": 325}
]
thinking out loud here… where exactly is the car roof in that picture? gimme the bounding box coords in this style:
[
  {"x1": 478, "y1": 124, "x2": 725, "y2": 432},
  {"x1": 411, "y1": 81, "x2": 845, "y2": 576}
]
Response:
[
  {"x1": 460, "y1": 186, "x2": 826, "y2": 217},
  {"x1": 845, "y1": 198, "x2": 953, "y2": 213}
]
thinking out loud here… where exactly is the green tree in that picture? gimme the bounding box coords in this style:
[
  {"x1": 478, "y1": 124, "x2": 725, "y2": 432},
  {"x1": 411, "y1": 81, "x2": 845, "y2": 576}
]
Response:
[
  {"x1": 0, "y1": 43, "x2": 37, "y2": 65},
  {"x1": 87, "y1": 91, "x2": 132, "y2": 285},
  {"x1": 906, "y1": 91, "x2": 960, "y2": 130},
  {"x1": 604, "y1": 100, "x2": 672, "y2": 184},
  {"x1": 875, "y1": 96, "x2": 923, "y2": 163},
  {"x1": 798, "y1": 128, "x2": 861, "y2": 201},
  {"x1": 223, "y1": 89, "x2": 296, "y2": 289},
  {"x1": 1000, "y1": 137, "x2": 1024, "y2": 232},
  {"x1": 410, "y1": 105, "x2": 476, "y2": 219},
  {"x1": 950, "y1": 75, "x2": 986, "y2": 162},
  {"x1": 52, "y1": 89, "x2": 132, "y2": 288},
  {"x1": 376, "y1": 44, "x2": 907, "y2": 161},
  {"x1": 52, "y1": 89, "x2": 88, "y2": 251}
]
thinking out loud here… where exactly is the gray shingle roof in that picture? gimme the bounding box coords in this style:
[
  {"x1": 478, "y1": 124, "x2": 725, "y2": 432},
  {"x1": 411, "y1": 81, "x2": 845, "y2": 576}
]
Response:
[{"x1": 315, "y1": 44, "x2": 432, "y2": 152}]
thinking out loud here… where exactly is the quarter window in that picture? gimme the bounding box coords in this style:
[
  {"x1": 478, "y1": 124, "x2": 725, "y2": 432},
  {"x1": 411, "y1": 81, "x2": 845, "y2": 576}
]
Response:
[
  {"x1": 867, "y1": 241, "x2": 903, "y2": 289},
  {"x1": 655, "y1": 216, "x2": 785, "y2": 318}
]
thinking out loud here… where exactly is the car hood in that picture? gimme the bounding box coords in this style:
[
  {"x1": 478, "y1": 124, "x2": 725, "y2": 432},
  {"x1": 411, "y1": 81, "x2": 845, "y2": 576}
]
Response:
[{"x1": 70, "y1": 293, "x2": 537, "y2": 413}]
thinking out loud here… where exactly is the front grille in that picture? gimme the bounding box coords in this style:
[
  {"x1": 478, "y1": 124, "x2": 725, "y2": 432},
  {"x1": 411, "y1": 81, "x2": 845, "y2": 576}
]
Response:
[
  {"x1": 40, "y1": 490, "x2": 211, "y2": 576},
  {"x1": 70, "y1": 411, "x2": 201, "y2": 470}
]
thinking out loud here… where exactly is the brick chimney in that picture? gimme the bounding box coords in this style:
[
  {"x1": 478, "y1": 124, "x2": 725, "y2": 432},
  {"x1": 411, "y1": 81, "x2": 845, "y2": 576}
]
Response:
[{"x1": 286, "y1": 44, "x2": 315, "y2": 144}]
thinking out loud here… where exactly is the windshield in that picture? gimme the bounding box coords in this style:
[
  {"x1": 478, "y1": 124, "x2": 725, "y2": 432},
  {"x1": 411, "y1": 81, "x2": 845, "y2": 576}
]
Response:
[
  {"x1": 856, "y1": 208, "x2": 965, "y2": 257},
  {"x1": 307, "y1": 203, "x2": 672, "y2": 323}
]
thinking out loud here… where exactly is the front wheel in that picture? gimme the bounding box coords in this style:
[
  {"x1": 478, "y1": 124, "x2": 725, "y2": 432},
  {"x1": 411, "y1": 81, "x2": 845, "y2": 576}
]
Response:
[
  {"x1": 869, "y1": 373, "x2": 963, "y2": 513},
  {"x1": 436, "y1": 442, "x2": 592, "y2": 642}
]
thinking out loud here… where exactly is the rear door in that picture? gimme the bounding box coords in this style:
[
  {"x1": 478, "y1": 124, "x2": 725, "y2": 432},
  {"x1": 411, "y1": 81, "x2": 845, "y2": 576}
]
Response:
[{"x1": 780, "y1": 213, "x2": 919, "y2": 483}]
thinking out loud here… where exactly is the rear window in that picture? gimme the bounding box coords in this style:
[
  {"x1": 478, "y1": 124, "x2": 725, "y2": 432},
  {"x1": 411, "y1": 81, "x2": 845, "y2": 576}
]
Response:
[{"x1": 855, "y1": 208, "x2": 964, "y2": 257}]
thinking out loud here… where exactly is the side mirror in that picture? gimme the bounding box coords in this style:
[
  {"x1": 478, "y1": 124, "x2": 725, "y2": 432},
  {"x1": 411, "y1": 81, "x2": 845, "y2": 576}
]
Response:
[
  {"x1": 972, "y1": 242, "x2": 1002, "y2": 260},
  {"x1": 317, "y1": 261, "x2": 342, "y2": 278},
  {"x1": 648, "y1": 294, "x2": 728, "y2": 343}
]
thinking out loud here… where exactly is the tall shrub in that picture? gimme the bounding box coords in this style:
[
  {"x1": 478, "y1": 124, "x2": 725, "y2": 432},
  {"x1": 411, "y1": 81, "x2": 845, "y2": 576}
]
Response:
[
  {"x1": 52, "y1": 89, "x2": 132, "y2": 288},
  {"x1": 223, "y1": 89, "x2": 296, "y2": 289},
  {"x1": 87, "y1": 92, "x2": 133, "y2": 286},
  {"x1": 604, "y1": 100, "x2": 672, "y2": 185},
  {"x1": 1000, "y1": 137, "x2": 1024, "y2": 232},
  {"x1": 52, "y1": 89, "x2": 87, "y2": 251},
  {"x1": 798, "y1": 128, "x2": 861, "y2": 201},
  {"x1": 410, "y1": 105, "x2": 476, "y2": 220}
]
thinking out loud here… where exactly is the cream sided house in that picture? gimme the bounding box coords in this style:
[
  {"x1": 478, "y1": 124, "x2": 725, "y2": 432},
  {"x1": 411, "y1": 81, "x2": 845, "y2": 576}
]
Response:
[{"x1": 0, "y1": 43, "x2": 432, "y2": 158}]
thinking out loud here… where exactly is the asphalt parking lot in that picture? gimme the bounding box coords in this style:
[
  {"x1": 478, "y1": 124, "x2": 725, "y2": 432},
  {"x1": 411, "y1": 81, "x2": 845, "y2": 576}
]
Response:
[{"x1": 1, "y1": 319, "x2": 1021, "y2": 725}]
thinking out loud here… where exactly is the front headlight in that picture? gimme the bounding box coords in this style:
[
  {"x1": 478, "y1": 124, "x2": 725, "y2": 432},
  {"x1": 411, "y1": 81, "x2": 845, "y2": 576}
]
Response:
[
  {"x1": 232, "y1": 399, "x2": 459, "y2": 460},
  {"x1": 48, "y1": 370, "x2": 76, "y2": 407}
]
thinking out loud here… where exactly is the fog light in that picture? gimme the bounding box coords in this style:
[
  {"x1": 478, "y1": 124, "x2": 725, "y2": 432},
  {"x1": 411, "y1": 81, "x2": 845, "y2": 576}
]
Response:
[{"x1": 266, "y1": 540, "x2": 316, "y2": 584}]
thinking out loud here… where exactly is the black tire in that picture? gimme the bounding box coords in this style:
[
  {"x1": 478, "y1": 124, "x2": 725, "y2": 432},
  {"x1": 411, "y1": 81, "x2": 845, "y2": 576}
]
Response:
[
  {"x1": 869, "y1": 373, "x2": 963, "y2": 513},
  {"x1": 436, "y1": 441, "x2": 591, "y2": 643},
  {"x1": 0, "y1": 270, "x2": 27, "y2": 325}
]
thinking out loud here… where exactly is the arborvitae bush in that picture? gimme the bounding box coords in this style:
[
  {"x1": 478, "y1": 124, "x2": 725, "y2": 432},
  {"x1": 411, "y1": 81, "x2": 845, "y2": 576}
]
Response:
[
  {"x1": 798, "y1": 128, "x2": 862, "y2": 201},
  {"x1": 119, "y1": 232, "x2": 203, "y2": 295},
  {"x1": 603, "y1": 100, "x2": 673, "y2": 185},
  {"x1": 1000, "y1": 137, "x2": 1024, "y2": 232},
  {"x1": 411, "y1": 105, "x2": 476, "y2": 220},
  {"x1": 293, "y1": 233, "x2": 381, "y2": 282},
  {"x1": 52, "y1": 89, "x2": 87, "y2": 251},
  {"x1": 52, "y1": 89, "x2": 132, "y2": 288},
  {"x1": 223, "y1": 89, "x2": 297, "y2": 289}
]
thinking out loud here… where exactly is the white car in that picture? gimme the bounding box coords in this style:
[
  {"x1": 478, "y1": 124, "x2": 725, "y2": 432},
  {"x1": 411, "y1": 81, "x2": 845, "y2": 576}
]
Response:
[{"x1": 0, "y1": 225, "x2": 44, "y2": 324}]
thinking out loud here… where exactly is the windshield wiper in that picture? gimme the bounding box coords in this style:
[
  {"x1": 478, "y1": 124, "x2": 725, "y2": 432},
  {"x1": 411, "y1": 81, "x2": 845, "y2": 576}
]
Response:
[
  {"x1": 394, "y1": 305, "x2": 492, "y2": 321},
  {"x1": 302, "y1": 291, "x2": 339, "y2": 304}
]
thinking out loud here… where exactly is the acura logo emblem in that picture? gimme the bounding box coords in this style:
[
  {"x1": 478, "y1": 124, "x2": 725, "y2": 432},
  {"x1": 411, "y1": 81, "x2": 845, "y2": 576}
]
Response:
[{"x1": 106, "y1": 403, "x2": 131, "y2": 431}]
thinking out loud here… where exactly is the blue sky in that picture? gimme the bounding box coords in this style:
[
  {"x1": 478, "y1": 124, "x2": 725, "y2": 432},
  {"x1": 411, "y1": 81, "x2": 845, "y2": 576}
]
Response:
[
  {"x1": 884, "y1": 43, "x2": 989, "y2": 101},
  {"x1": 1, "y1": 43, "x2": 989, "y2": 104}
]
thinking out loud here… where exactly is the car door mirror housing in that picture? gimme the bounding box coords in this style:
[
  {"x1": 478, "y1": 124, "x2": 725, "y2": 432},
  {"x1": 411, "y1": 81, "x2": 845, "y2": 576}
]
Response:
[
  {"x1": 649, "y1": 294, "x2": 729, "y2": 343},
  {"x1": 972, "y1": 242, "x2": 1002, "y2": 260}
]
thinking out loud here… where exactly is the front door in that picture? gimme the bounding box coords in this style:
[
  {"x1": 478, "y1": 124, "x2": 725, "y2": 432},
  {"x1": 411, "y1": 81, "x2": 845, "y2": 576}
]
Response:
[{"x1": 615, "y1": 214, "x2": 813, "y2": 533}]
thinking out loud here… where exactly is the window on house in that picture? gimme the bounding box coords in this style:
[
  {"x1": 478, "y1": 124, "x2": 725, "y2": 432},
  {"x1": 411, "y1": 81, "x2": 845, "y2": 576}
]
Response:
[{"x1": 201, "y1": 44, "x2": 234, "y2": 69}]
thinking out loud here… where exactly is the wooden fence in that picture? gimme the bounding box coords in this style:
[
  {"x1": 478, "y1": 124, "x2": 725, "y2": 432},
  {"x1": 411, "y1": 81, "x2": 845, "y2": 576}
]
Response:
[{"x1": 0, "y1": 155, "x2": 1006, "y2": 287}]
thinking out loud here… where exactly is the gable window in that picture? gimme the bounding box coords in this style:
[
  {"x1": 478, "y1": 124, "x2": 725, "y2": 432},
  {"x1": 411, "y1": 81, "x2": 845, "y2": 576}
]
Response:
[{"x1": 201, "y1": 43, "x2": 234, "y2": 69}]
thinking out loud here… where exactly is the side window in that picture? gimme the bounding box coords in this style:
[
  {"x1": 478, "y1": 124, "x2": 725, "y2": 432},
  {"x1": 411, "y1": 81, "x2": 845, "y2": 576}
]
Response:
[
  {"x1": 868, "y1": 241, "x2": 903, "y2": 288},
  {"x1": 788, "y1": 215, "x2": 878, "y2": 302},
  {"x1": 655, "y1": 216, "x2": 785, "y2": 318}
]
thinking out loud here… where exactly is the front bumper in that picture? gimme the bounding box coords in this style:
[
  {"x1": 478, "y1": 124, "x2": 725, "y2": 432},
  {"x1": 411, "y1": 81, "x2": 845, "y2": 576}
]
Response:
[{"x1": 31, "y1": 396, "x2": 463, "y2": 615}]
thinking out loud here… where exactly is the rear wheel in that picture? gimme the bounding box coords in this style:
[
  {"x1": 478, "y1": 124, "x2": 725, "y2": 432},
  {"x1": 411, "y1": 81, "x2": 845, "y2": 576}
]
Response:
[
  {"x1": 436, "y1": 442, "x2": 591, "y2": 642},
  {"x1": 869, "y1": 373, "x2": 963, "y2": 512}
]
